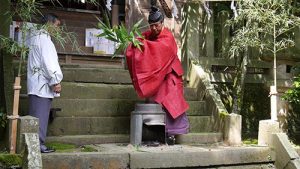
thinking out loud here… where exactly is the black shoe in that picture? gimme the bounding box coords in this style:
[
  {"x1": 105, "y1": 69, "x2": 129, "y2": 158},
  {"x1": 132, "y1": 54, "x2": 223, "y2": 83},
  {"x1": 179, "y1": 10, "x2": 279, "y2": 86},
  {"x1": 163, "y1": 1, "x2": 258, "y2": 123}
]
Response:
[
  {"x1": 41, "y1": 147, "x2": 55, "y2": 153},
  {"x1": 166, "y1": 136, "x2": 175, "y2": 145}
]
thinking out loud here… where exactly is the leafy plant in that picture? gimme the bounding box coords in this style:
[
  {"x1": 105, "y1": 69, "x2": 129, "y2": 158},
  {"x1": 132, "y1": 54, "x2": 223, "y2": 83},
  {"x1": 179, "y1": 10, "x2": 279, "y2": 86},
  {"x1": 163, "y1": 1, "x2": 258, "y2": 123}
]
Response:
[
  {"x1": 0, "y1": 0, "x2": 98, "y2": 76},
  {"x1": 97, "y1": 19, "x2": 145, "y2": 55},
  {"x1": 283, "y1": 74, "x2": 300, "y2": 103},
  {"x1": 0, "y1": 154, "x2": 22, "y2": 168},
  {"x1": 227, "y1": 0, "x2": 300, "y2": 114},
  {"x1": 0, "y1": 108, "x2": 7, "y2": 128}
]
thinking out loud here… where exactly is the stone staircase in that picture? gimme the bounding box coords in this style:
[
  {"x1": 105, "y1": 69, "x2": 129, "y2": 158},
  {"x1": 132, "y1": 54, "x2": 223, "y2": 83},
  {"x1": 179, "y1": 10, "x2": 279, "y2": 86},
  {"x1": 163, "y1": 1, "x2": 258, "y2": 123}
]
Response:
[{"x1": 20, "y1": 63, "x2": 223, "y2": 145}]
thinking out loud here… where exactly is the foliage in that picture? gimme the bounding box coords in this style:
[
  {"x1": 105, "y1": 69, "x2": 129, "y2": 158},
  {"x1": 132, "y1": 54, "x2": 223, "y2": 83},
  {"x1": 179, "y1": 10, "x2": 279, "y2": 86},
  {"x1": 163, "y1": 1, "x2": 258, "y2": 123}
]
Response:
[
  {"x1": 0, "y1": 108, "x2": 7, "y2": 128},
  {"x1": 215, "y1": 83, "x2": 270, "y2": 137},
  {"x1": 226, "y1": 0, "x2": 300, "y2": 115},
  {"x1": 97, "y1": 19, "x2": 145, "y2": 56},
  {"x1": 285, "y1": 103, "x2": 300, "y2": 144},
  {"x1": 0, "y1": 154, "x2": 22, "y2": 168},
  {"x1": 283, "y1": 74, "x2": 300, "y2": 103},
  {"x1": 0, "y1": 0, "x2": 98, "y2": 76},
  {"x1": 229, "y1": 0, "x2": 300, "y2": 57},
  {"x1": 283, "y1": 67, "x2": 300, "y2": 144},
  {"x1": 243, "y1": 138, "x2": 258, "y2": 145}
]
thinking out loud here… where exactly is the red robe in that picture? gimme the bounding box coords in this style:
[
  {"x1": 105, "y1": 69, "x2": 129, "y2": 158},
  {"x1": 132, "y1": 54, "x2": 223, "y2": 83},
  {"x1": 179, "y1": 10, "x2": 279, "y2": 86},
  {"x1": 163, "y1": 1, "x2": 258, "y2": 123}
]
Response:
[{"x1": 126, "y1": 28, "x2": 189, "y2": 119}]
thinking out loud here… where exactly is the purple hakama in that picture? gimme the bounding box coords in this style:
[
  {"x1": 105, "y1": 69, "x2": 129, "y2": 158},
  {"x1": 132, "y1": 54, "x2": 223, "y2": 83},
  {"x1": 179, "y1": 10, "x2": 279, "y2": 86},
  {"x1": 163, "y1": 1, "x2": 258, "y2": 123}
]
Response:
[{"x1": 165, "y1": 111, "x2": 189, "y2": 136}]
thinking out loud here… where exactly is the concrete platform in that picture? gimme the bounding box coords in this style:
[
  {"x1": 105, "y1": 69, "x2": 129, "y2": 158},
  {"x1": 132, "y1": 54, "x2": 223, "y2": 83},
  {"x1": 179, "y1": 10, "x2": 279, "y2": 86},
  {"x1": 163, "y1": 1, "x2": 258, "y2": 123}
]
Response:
[{"x1": 42, "y1": 144, "x2": 275, "y2": 169}]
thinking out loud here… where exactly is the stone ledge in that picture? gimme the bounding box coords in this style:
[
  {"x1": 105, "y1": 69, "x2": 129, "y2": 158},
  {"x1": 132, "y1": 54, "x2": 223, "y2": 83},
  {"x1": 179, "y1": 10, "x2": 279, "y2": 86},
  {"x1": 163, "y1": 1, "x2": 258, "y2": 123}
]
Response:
[{"x1": 41, "y1": 144, "x2": 275, "y2": 169}]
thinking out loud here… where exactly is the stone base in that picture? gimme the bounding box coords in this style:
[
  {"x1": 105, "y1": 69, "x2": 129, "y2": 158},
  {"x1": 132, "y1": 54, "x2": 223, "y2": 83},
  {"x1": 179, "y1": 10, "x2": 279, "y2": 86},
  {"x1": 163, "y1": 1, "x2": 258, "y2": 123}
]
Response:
[
  {"x1": 258, "y1": 120, "x2": 280, "y2": 146},
  {"x1": 224, "y1": 113, "x2": 242, "y2": 146},
  {"x1": 17, "y1": 116, "x2": 39, "y2": 153},
  {"x1": 22, "y1": 133, "x2": 42, "y2": 169}
]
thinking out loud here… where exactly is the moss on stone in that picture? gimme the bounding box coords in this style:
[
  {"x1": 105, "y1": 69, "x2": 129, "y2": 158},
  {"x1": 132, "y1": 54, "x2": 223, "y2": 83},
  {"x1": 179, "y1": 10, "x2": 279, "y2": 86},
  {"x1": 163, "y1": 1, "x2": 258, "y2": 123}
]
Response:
[
  {"x1": 80, "y1": 145, "x2": 97, "y2": 152},
  {"x1": 243, "y1": 138, "x2": 258, "y2": 145},
  {"x1": 45, "y1": 142, "x2": 77, "y2": 152},
  {"x1": 0, "y1": 154, "x2": 22, "y2": 168},
  {"x1": 45, "y1": 142, "x2": 98, "y2": 153}
]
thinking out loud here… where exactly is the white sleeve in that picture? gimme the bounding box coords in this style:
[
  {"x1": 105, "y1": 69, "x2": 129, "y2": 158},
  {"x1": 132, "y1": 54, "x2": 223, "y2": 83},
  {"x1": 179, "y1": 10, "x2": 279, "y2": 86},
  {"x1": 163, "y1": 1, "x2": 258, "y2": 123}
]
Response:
[{"x1": 39, "y1": 35, "x2": 63, "y2": 86}]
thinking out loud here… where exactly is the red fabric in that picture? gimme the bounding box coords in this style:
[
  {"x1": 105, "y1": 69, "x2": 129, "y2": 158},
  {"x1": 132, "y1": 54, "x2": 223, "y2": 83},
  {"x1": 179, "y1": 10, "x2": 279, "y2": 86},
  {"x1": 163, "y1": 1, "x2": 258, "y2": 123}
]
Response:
[{"x1": 126, "y1": 28, "x2": 189, "y2": 119}]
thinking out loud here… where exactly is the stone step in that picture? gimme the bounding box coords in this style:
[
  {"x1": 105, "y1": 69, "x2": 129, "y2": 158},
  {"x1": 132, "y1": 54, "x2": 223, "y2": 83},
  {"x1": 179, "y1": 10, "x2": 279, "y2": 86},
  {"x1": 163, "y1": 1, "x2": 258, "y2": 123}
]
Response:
[
  {"x1": 51, "y1": 99, "x2": 207, "y2": 117},
  {"x1": 18, "y1": 67, "x2": 131, "y2": 85},
  {"x1": 41, "y1": 145, "x2": 274, "y2": 169},
  {"x1": 188, "y1": 116, "x2": 213, "y2": 133},
  {"x1": 62, "y1": 67, "x2": 132, "y2": 84},
  {"x1": 47, "y1": 117, "x2": 130, "y2": 136},
  {"x1": 47, "y1": 116, "x2": 213, "y2": 136},
  {"x1": 46, "y1": 134, "x2": 129, "y2": 146},
  {"x1": 20, "y1": 82, "x2": 198, "y2": 101},
  {"x1": 176, "y1": 133, "x2": 223, "y2": 144},
  {"x1": 19, "y1": 99, "x2": 207, "y2": 117},
  {"x1": 59, "y1": 82, "x2": 199, "y2": 101},
  {"x1": 46, "y1": 133, "x2": 223, "y2": 146}
]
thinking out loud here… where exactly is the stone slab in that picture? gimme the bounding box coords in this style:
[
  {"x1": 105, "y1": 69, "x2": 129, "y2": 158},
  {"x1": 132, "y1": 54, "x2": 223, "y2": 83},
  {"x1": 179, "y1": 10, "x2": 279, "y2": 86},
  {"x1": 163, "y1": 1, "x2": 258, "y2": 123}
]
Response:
[
  {"x1": 176, "y1": 132, "x2": 223, "y2": 144},
  {"x1": 188, "y1": 116, "x2": 213, "y2": 132},
  {"x1": 258, "y1": 120, "x2": 280, "y2": 146},
  {"x1": 296, "y1": 148, "x2": 300, "y2": 156},
  {"x1": 47, "y1": 117, "x2": 130, "y2": 136},
  {"x1": 40, "y1": 144, "x2": 275, "y2": 169},
  {"x1": 213, "y1": 164, "x2": 274, "y2": 169},
  {"x1": 42, "y1": 153, "x2": 129, "y2": 169},
  {"x1": 21, "y1": 81, "x2": 198, "y2": 101},
  {"x1": 22, "y1": 133, "x2": 42, "y2": 169},
  {"x1": 129, "y1": 146, "x2": 274, "y2": 169},
  {"x1": 271, "y1": 133, "x2": 300, "y2": 169},
  {"x1": 17, "y1": 116, "x2": 39, "y2": 153},
  {"x1": 224, "y1": 113, "x2": 242, "y2": 146},
  {"x1": 286, "y1": 159, "x2": 300, "y2": 169},
  {"x1": 20, "y1": 99, "x2": 207, "y2": 117},
  {"x1": 62, "y1": 68, "x2": 132, "y2": 84},
  {"x1": 46, "y1": 134, "x2": 129, "y2": 145}
]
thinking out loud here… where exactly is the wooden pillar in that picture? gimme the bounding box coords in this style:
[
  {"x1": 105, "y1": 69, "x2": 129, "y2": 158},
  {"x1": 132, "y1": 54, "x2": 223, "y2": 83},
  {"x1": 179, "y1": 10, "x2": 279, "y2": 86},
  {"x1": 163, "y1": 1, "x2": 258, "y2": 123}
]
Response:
[{"x1": 111, "y1": 0, "x2": 119, "y2": 26}]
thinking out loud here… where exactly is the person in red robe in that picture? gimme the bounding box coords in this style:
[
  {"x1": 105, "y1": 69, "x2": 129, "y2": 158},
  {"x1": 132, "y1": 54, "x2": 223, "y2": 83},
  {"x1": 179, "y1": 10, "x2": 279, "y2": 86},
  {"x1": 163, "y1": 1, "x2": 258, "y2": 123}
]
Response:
[{"x1": 126, "y1": 6, "x2": 189, "y2": 145}]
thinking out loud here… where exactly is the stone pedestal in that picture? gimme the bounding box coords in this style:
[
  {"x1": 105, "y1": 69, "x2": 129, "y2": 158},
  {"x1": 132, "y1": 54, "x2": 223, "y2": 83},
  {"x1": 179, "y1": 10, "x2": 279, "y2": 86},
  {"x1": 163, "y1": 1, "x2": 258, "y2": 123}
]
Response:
[
  {"x1": 224, "y1": 113, "x2": 242, "y2": 146},
  {"x1": 17, "y1": 116, "x2": 39, "y2": 153},
  {"x1": 22, "y1": 133, "x2": 42, "y2": 169},
  {"x1": 258, "y1": 120, "x2": 280, "y2": 146},
  {"x1": 130, "y1": 104, "x2": 165, "y2": 145}
]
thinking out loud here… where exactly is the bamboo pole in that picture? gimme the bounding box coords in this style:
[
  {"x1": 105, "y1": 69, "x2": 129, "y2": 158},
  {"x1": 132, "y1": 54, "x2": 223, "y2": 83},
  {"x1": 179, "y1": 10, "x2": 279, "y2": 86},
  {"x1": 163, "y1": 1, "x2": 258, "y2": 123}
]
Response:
[{"x1": 9, "y1": 76, "x2": 21, "y2": 154}]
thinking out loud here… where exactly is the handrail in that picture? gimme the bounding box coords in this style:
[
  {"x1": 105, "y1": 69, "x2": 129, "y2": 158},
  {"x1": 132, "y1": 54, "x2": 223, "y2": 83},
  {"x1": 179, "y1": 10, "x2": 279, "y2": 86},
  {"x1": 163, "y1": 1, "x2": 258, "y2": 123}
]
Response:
[{"x1": 188, "y1": 63, "x2": 228, "y2": 132}]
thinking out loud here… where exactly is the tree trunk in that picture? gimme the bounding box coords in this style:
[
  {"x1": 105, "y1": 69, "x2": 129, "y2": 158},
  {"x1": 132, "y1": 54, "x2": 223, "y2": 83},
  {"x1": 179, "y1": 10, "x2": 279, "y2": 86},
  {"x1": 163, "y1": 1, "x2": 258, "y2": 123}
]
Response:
[
  {"x1": 232, "y1": 48, "x2": 248, "y2": 114},
  {"x1": 0, "y1": 0, "x2": 14, "y2": 147}
]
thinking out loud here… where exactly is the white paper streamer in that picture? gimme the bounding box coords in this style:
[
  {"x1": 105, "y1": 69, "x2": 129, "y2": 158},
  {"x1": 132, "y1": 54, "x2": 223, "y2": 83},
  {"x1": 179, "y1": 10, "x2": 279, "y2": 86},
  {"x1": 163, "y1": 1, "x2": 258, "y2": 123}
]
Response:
[
  {"x1": 203, "y1": 1, "x2": 212, "y2": 20},
  {"x1": 172, "y1": 0, "x2": 178, "y2": 18},
  {"x1": 106, "y1": 0, "x2": 112, "y2": 11},
  {"x1": 231, "y1": 0, "x2": 238, "y2": 19}
]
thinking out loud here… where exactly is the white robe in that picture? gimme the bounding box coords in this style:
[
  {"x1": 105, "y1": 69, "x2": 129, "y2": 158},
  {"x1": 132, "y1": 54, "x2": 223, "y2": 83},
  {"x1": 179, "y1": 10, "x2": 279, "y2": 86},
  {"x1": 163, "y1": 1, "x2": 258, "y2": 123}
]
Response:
[{"x1": 27, "y1": 29, "x2": 63, "y2": 98}]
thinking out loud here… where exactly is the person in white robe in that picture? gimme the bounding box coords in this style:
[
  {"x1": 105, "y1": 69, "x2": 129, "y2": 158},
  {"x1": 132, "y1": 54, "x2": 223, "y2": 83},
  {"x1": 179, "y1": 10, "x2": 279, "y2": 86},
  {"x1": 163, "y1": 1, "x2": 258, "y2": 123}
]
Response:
[{"x1": 27, "y1": 13, "x2": 63, "y2": 153}]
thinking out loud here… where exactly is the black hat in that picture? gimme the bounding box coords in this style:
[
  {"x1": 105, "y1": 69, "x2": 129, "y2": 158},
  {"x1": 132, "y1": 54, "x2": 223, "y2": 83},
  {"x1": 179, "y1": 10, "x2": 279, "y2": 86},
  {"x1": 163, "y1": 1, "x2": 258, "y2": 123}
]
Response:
[
  {"x1": 148, "y1": 6, "x2": 164, "y2": 24},
  {"x1": 41, "y1": 13, "x2": 59, "y2": 25}
]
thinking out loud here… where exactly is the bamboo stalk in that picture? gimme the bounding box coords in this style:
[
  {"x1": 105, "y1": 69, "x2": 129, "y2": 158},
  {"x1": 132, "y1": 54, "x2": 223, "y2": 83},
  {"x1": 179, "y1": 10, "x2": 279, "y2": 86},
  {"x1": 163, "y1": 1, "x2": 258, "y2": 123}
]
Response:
[{"x1": 9, "y1": 76, "x2": 21, "y2": 154}]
